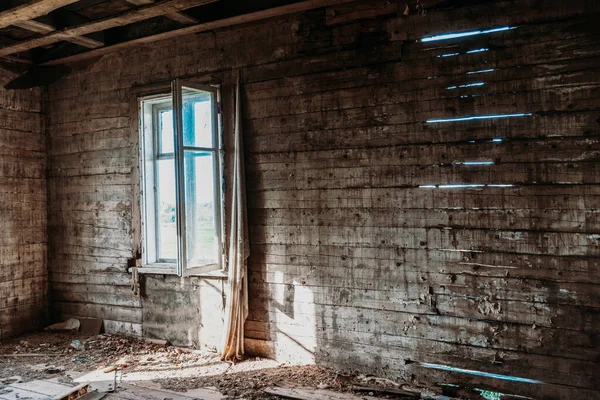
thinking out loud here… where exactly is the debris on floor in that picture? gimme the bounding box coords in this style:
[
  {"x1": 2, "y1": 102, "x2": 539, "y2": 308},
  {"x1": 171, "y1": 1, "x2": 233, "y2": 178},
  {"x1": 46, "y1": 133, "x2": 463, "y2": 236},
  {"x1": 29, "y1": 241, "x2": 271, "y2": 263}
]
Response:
[
  {"x1": 30, "y1": 364, "x2": 65, "y2": 374},
  {"x1": 0, "y1": 331, "x2": 445, "y2": 399}
]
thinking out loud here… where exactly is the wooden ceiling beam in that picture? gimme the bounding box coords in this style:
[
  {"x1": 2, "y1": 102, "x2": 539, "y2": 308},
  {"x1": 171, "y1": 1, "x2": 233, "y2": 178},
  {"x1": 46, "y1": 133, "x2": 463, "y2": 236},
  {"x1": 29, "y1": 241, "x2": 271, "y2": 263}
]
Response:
[
  {"x1": 0, "y1": 0, "x2": 217, "y2": 57},
  {"x1": 13, "y1": 19, "x2": 55, "y2": 33},
  {"x1": 13, "y1": 19, "x2": 103, "y2": 48},
  {"x1": 65, "y1": 35, "x2": 103, "y2": 48},
  {"x1": 163, "y1": 11, "x2": 198, "y2": 24},
  {"x1": 125, "y1": 0, "x2": 199, "y2": 25},
  {"x1": 2, "y1": 55, "x2": 33, "y2": 64},
  {"x1": 42, "y1": 0, "x2": 356, "y2": 66},
  {"x1": 0, "y1": 0, "x2": 81, "y2": 29}
]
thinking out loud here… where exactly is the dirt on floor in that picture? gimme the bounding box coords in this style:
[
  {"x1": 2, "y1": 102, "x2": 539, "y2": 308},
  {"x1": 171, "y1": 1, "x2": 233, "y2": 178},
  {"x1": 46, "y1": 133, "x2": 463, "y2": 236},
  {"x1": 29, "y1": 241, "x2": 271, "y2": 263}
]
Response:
[
  {"x1": 159, "y1": 364, "x2": 345, "y2": 398},
  {"x1": 0, "y1": 331, "x2": 437, "y2": 399}
]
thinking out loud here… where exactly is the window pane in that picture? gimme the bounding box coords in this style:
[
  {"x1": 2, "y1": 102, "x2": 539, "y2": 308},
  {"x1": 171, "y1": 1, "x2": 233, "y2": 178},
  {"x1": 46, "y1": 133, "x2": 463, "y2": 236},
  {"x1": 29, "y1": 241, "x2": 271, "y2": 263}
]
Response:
[
  {"x1": 159, "y1": 109, "x2": 174, "y2": 154},
  {"x1": 156, "y1": 158, "x2": 177, "y2": 260},
  {"x1": 184, "y1": 150, "x2": 218, "y2": 267},
  {"x1": 182, "y1": 88, "x2": 214, "y2": 148}
]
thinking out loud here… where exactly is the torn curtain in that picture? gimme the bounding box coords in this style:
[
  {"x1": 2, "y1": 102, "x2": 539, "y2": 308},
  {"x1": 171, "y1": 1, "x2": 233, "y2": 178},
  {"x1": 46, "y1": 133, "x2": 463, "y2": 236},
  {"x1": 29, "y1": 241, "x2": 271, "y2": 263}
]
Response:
[{"x1": 221, "y1": 73, "x2": 250, "y2": 361}]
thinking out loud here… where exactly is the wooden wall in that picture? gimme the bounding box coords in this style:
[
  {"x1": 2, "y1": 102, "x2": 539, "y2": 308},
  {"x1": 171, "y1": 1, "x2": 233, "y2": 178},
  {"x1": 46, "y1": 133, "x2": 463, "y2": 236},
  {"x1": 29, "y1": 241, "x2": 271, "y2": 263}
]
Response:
[
  {"x1": 0, "y1": 67, "x2": 47, "y2": 338},
  {"x1": 46, "y1": 0, "x2": 599, "y2": 398}
]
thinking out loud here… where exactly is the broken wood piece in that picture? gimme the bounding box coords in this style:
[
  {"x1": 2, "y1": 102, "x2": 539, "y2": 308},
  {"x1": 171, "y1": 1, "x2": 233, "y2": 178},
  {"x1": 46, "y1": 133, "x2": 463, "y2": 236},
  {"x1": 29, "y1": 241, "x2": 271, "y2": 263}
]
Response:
[
  {"x1": 144, "y1": 337, "x2": 168, "y2": 346},
  {"x1": 173, "y1": 346, "x2": 195, "y2": 353}
]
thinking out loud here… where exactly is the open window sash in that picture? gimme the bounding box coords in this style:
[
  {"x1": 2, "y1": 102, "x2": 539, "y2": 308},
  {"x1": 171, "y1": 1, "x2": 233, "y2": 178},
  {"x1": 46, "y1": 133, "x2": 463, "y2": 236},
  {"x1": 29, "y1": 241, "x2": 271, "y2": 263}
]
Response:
[{"x1": 172, "y1": 79, "x2": 222, "y2": 277}]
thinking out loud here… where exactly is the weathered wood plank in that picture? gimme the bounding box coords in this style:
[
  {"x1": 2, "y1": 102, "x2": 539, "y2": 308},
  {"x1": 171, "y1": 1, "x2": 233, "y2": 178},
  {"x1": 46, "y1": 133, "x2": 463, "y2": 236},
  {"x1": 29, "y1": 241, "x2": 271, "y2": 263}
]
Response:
[
  {"x1": 249, "y1": 225, "x2": 600, "y2": 257},
  {"x1": 245, "y1": 313, "x2": 597, "y2": 362},
  {"x1": 51, "y1": 301, "x2": 142, "y2": 323},
  {"x1": 248, "y1": 207, "x2": 600, "y2": 233},
  {"x1": 52, "y1": 289, "x2": 141, "y2": 308},
  {"x1": 249, "y1": 163, "x2": 600, "y2": 191},
  {"x1": 0, "y1": 66, "x2": 46, "y2": 338},
  {"x1": 245, "y1": 68, "x2": 600, "y2": 120},
  {"x1": 248, "y1": 185, "x2": 600, "y2": 210},
  {"x1": 246, "y1": 111, "x2": 600, "y2": 153},
  {"x1": 248, "y1": 245, "x2": 599, "y2": 285},
  {"x1": 248, "y1": 138, "x2": 600, "y2": 170},
  {"x1": 248, "y1": 263, "x2": 600, "y2": 306},
  {"x1": 247, "y1": 280, "x2": 599, "y2": 329}
]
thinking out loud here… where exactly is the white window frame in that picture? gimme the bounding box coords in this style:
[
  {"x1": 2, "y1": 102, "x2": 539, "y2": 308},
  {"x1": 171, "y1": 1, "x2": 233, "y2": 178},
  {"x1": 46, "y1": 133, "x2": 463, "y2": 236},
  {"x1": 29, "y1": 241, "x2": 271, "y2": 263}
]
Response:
[{"x1": 138, "y1": 80, "x2": 224, "y2": 277}]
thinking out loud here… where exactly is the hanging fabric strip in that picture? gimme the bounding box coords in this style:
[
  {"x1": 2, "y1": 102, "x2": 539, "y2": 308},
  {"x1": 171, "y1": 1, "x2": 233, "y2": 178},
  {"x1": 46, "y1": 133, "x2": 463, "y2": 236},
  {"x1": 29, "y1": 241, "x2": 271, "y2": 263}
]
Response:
[{"x1": 221, "y1": 71, "x2": 250, "y2": 361}]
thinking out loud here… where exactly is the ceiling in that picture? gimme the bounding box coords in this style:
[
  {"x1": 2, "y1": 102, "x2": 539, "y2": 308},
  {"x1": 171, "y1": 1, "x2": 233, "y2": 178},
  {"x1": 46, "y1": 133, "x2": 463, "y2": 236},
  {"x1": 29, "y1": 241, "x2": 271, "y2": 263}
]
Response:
[{"x1": 0, "y1": 0, "x2": 313, "y2": 67}]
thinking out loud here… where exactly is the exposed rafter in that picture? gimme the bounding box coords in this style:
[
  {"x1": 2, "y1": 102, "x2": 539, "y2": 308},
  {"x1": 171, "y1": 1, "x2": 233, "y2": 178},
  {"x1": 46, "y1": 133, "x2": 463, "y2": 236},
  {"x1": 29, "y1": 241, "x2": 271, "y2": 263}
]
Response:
[
  {"x1": 125, "y1": 0, "x2": 199, "y2": 25},
  {"x1": 0, "y1": 0, "x2": 81, "y2": 30},
  {"x1": 13, "y1": 19, "x2": 54, "y2": 33},
  {"x1": 42, "y1": 0, "x2": 356, "y2": 66},
  {"x1": 13, "y1": 20, "x2": 103, "y2": 48},
  {"x1": 0, "y1": 0, "x2": 218, "y2": 57}
]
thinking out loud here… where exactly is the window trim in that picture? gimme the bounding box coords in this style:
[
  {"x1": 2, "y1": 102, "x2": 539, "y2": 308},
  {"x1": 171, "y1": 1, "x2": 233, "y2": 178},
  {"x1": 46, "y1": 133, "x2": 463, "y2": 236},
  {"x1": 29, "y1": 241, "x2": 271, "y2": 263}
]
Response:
[
  {"x1": 132, "y1": 266, "x2": 227, "y2": 279},
  {"x1": 152, "y1": 103, "x2": 176, "y2": 264},
  {"x1": 173, "y1": 79, "x2": 223, "y2": 276},
  {"x1": 138, "y1": 82, "x2": 224, "y2": 277},
  {"x1": 140, "y1": 93, "x2": 169, "y2": 268}
]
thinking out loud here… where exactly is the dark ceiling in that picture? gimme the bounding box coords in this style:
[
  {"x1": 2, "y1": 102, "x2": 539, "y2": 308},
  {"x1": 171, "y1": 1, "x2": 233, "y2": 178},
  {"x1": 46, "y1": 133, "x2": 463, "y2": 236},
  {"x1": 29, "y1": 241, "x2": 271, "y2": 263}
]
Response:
[{"x1": 0, "y1": 0, "x2": 303, "y2": 66}]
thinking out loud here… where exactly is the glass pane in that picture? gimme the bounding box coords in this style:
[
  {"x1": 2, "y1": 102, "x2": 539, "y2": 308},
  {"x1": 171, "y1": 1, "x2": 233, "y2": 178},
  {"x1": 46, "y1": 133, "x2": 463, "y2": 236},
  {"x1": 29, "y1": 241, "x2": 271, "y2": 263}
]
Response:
[
  {"x1": 182, "y1": 87, "x2": 214, "y2": 148},
  {"x1": 184, "y1": 150, "x2": 218, "y2": 267},
  {"x1": 156, "y1": 158, "x2": 177, "y2": 260},
  {"x1": 159, "y1": 109, "x2": 174, "y2": 154}
]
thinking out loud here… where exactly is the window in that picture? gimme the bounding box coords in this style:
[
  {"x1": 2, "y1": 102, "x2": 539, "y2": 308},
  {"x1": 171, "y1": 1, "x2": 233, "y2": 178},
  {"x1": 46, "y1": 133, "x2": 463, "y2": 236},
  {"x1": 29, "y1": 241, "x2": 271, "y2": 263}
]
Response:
[{"x1": 140, "y1": 80, "x2": 222, "y2": 276}]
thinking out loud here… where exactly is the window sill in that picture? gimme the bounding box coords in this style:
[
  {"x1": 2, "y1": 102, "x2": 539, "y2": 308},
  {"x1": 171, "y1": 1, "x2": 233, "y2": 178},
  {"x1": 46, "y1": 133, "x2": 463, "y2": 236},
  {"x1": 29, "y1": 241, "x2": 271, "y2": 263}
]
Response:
[{"x1": 129, "y1": 267, "x2": 227, "y2": 279}]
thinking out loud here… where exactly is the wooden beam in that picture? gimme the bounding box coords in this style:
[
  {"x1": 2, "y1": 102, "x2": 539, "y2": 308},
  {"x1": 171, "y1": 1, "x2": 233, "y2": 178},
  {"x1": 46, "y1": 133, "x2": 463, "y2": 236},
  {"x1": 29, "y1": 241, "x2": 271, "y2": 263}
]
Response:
[
  {"x1": 1, "y1": 55, "x2": 33, "y2": 64},
  {"x1": 163, "y1": 11, "x2": 198, "y2": 24},
  {"x1": 14, "y1": 19, "x2": 55, "y2": 33},
  {"x1": 325, "y1": 0, "x2": 399, "y2": 25},
  {"x1": 13, "y1": 20, "x2": 104, "y2": 48},
  {"x1": 0, "y1": 0, "x2": 217, "y2": 57},
  {"x1": 0, "y1": 0, "x2": 81, "y2": 29},
  {"x1": 66, "y1": 35, "x2": 103, "y2": 48},
  {"x1": 125, "y1": 0, "x2": 199, "y2": 25},
  {"x1": 42, "y1": 0, "x2": 356, "y2": 65},
  {"x1": 124, "y1": 0, "x2": 158, "y2": 5}
]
